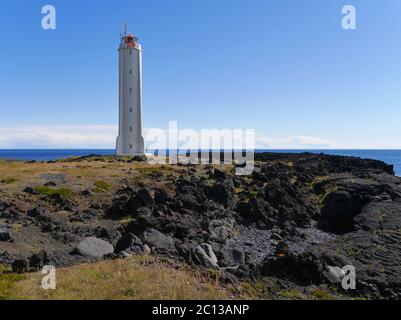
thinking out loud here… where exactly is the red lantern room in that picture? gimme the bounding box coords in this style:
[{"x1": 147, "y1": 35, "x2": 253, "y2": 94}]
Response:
[{"x1": 123, "y1": 34, "x2": 138, "y2": 48}]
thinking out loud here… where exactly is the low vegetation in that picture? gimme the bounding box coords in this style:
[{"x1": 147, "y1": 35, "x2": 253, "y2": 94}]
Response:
[
  {"x1": 3, "y1": 256, "x2": 230, "y2": 300},
  {"x1": 0, "y1": 177, "x2": 17, "y2": 184},
  {"x1": 94, "y1": 180, "x2": 112, "y2": 192},
  {"x1": 0, "y1": 265, "x2": 25, "y2": 300},
  {"x1": 34, "y1": 186, "x2": 74, "y2": 198},
  {"x1": 309, "y1": 287, "x2": 335, "y2": 300}
]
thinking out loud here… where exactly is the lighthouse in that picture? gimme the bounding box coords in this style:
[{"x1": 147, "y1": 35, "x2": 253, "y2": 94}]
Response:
[{"x1": 116, "y1": 30, "x2": 145, "y2": 156}]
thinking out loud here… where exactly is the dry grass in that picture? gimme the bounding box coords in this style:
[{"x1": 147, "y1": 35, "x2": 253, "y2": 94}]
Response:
[
  {"x1": 0, "y1": 158, "x2": 182, "y2": 197},
  {"x1": 6, "y1": 256, "x2": 230, "y2": 300}
]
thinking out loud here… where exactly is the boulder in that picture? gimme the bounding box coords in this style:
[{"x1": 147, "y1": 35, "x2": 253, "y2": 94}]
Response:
[
  {"x1": 81, "y1": 189, "x2": 92, "y2": 197},
  {"x1": 74, "y1": 237, "x2": 114, "y2": 258},
  {"x1": 142, "y1": 228, "x2": 175, "y2": 251},
  {"x1": 115, "y1": 233, "x2": 143, "y2": 253},
  {"x1": 142, "y1": 244, "x2": 152, "y2": 255},
  {"x1": 28, "y1": 250, "x2": 50, "y2": 271},
  {"x1": 325, "y1": 266, "x2": 346, "y2": 283},
  {"x1": 192, "y1": 244, "x2": 219, "y2": 269},
  {"x1": 319, "y1": 190, "x2": 369, "y2": 231},
  {"x1": 137, "y1": 188, "x2": 155, "y2": 206},
  {"x1": 47, "y1": 194, "x2": 76, "y2": 212},
  {"x1": 174, "y1": 214, "x2": 202, "y2": 240},
  {"x1": 12, "y1": 259, "x2": 28, "y2": 274},
  {"x1": 0, "y1": 209, "x2": 19, "y2": 220},
  {"x1": 0, "y1": 252, "x2": 14, "y2": 266},
  {"x1": 95, "y1": 227, "x2": 120, "y2": 242},
  {"x1": 22, "y1": 186, "x2": 35, "y2": 194},
  {"x1": 107, "y1": 195, "x2": 133, "y2": 217},
  {"x1": 154, "y1": 189, "x2": 168, "y2": 204},
  {"x1": 178, "y1": 193, "x2": 200, "y2": 210},
  {"x1": 208, "y1": 218, "x2": 236, "y2": 244},
  {"x1": 207, "y1": 183, "x2": 234, "y2": 209},
  {"x1": 0, "y1": 228, "x2": 11, "y2": 242},
  {"x1": 27, "y1": 206, "x2": 45, "y2": 218},
  {"x1": 213, "y1": 168, "x2": 227, "y2": 180},
  {"x1": 219, "y1": 248, "x2": 246, "y2": 266}
]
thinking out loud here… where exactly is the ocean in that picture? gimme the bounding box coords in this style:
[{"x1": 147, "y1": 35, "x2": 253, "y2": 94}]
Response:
[{"x1": 0, "y1": 149, "x2": 400, "y2": 176}]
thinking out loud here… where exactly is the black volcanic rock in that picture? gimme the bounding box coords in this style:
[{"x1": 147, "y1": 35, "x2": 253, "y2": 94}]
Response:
[
  {"x1": 27, "y1": 206, "x2": 45, "y2": 218},
  {"x1": 0, "y1": 227, "x2": 11, "y2": 242},
  {"x1": 1, "y1": 152, "x2": 401, "y2": 299},
  {"x1": 115, "y1": 232, "x2": 143, "y2": 253},
  {"x1": 137, "y1": 188, "x2": 155, "y2": 207},
  {"x1": 142, "y1": 228, "x2": 175, "y2": 252},
  {"x1": 206, "y1": 182, "x2": 235, "y2": 209}
]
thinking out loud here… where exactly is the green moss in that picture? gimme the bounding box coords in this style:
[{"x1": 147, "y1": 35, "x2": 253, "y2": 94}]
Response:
[
  {"x1": 249, "y1": 191, "x2": 258, "y2": 199},
  {"x1": 278, "y1": 288, "x2": 304, "y2": 300},
  {"x1": 208, "y1": 269, "x2": 220, "y2": 281},
  {"x1": 35, "y1": 186, "x2": 74, "y2": 198},
  {"x1": 94, "y1": 180, "x2": 112, "y2": 192},
  {"x1": 241, "y1": 280, "x2": 270, "y2": 299},
  {"x1": 0, "y1": 265, "x2": 8, "y2": 273},
  {"x1": 309, "y1": 287, "x2": 335, "y2": 300},
  {"x1": 132, "y1": 176, "x2": 143, "y2": 184},
  {"x1": 0, "y1": 177, "x2": 17, "y2": 184}
]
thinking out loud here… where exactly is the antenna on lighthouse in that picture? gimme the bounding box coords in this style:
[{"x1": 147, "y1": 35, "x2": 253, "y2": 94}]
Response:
[{"x1": 120, "y1": 22, "x2": 127, "y2": 38}]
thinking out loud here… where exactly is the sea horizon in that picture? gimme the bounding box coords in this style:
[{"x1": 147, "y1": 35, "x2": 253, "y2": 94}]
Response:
[{"x1": 0, "y1": 148, "x2": 400, "y2": 176}]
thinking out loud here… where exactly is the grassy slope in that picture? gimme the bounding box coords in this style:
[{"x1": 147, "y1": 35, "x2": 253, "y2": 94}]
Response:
[
  {"x1": 1, "y1": 256, "x2": 341, "y2": 300},
  {"x1": 2, "y1": 256, "x2": 231, "y2": 300}
]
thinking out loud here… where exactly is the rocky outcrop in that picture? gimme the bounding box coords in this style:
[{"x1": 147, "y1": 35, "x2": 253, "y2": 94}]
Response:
[{"x1": 1, "y1": 152, "x2": 401, "y2": 299}]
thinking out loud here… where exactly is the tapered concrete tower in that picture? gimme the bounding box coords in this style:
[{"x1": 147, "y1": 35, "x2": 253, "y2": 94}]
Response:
[{"x1": 116, "y1": 31, "x2": 145, "y2": 156}]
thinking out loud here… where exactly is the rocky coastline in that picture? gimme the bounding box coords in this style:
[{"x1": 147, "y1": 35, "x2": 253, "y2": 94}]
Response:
[{"x1": 1, "y1": 152, "x2": 401, "y2": 299}]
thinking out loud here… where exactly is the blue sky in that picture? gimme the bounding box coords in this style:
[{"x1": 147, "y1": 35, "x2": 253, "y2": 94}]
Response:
[{"x1": 1, "y1": 0, "x2": 401, "y2": 149}]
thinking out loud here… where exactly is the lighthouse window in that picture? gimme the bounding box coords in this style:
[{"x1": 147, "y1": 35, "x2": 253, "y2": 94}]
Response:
[
  {"x1": 130, "y1": 50, "x2": 132, "y2": 55},
  {"x1": 130, "y1": 144, "x2": 132, "y2": 149},
  {"x1": 130, "y1": 127, "x2": 132, "y2": 132},
  {"x1": 130, "y1": 108, "x2": 132, "y2": 112},
  {"x1": 129, "y1": 69, "x2": 132, "y2": 74},
  {"x1": 129, "y1": 88, "x2": 132, "y2": 93}
]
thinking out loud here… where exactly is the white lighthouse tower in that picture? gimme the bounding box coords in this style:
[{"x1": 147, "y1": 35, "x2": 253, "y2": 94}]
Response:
[{"x1": 116, "y1": 28, "x2": 145, "y2": 156}]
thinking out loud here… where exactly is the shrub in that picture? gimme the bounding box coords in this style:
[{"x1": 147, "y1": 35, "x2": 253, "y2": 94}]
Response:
[
  {"x1": 0, "y1": 178, "x2": 17, "y2": 184},
  {"x1": 94, "y1": 181, "x2": 112, "y2": 192},
  {"x1": 35, "y1": 186, "x2": 74, "y2": 198}
]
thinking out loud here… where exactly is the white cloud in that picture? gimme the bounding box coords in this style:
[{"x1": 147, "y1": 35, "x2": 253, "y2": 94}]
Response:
[
  {"x1": 254, "y1": 133, "x2": 332, "y2": 149},
  {"x1": 0, "y1": 124, "x2": 333, "y2": 150},
  {"x1": 0, "y1": 125, "x2": 118, "y2": 149}
]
